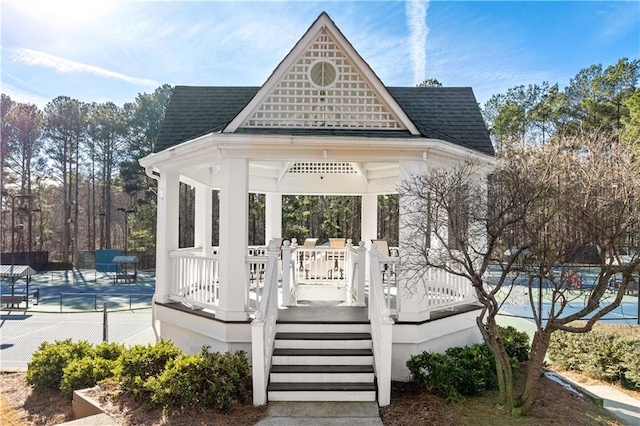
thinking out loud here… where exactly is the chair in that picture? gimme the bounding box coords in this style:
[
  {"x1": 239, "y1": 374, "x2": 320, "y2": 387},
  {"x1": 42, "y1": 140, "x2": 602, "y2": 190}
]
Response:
[
  {"x1": 303, "y1": 238, "x2": 319, "y2": 248},
  {"x1": 329, "y1": 238, "x2": 346, "y2": 248},
  {"x1": 371, "y1": 239, "x2": 390, "y2": 257},
  {"x1": 328, "y1": 238, "x2": 346, "y2": 278},
  {"x1": 301, "y1": 238, "x2": 319, "y2": 278},
  {"x1": 372, "y1": 239, "x2": 395, "y2": 283}
]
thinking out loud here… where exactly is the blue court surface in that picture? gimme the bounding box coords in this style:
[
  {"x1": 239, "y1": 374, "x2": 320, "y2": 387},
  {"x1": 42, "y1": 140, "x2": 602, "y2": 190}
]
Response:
[{"x1": 0, "y1": 269, "x2": 156, "y2": 370}]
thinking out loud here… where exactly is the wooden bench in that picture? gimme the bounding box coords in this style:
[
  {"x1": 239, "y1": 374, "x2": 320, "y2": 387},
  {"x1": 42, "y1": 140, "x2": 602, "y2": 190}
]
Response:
[{"x1": 1, "y1": 294, "x2": 27, "y2": 307}]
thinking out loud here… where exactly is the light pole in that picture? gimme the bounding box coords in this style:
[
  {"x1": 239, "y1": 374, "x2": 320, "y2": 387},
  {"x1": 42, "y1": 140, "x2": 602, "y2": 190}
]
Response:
[
  {"x1": 32, "y1": 207, "x2": 42, "y2": 251},
  {"x1": 117, "y1": 208, "x2": 134, "y2": 256}
]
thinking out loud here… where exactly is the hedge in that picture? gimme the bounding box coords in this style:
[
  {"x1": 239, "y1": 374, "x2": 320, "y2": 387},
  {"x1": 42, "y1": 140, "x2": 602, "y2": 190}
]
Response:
[{"x1": 548, "y1": 326, "x2": 640, "y2": 390}]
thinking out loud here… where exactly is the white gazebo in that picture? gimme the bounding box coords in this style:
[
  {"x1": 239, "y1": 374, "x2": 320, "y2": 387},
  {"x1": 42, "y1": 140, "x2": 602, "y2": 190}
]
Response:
[{"x1": 140, "y1": 12, "x2": 495, "y2": 406}]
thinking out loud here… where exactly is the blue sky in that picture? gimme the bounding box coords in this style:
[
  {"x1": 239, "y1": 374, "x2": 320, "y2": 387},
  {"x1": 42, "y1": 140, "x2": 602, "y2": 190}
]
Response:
[{"x1": 2, "y1": 1, "x2": 638, "y2": 109}]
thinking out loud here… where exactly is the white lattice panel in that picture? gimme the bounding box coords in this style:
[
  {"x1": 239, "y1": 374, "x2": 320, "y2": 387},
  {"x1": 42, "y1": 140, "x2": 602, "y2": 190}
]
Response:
[
  {"x1": 242, "y1": 28, "x2": 404, "y2": 130},
  {"x1": 288, "y1": 162, "x2": 357, "y2": 174}
]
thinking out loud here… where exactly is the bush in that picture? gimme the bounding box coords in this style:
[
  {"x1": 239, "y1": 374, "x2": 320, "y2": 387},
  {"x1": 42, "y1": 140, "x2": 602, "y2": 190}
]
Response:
[
  {"x1": 407, "y1": 343, "x2": 498, "y2": 402},
  {"x1": 499, "y1": 325, "x2": 530, "y2": 362},
  {"x1": 116, "y1": 339, "x2": 182, "y2": 397},
  {"x1": 549, "y1": 327, "x2": 640, "y2": 391},
  {"x1": 145, "y1": 348, "x2": 251, "y2": 412},
  {"x1": 61, "y1": 357, "x2": 118, "y2": 396},
  {"x1": 94, "y1": 341, "x2": 126, "y2": 361},
  {"x1": 26, "y1": 340, "x2": 95, "y2": 390}
]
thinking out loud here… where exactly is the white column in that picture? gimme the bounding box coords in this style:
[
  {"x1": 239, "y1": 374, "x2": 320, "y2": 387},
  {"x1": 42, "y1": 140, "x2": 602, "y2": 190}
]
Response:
[
  {"x1": 361, "y1": 193, "x2": 378, "y2": 248},
  {"x1": 397, "y1": 160, "x2": 429, "y2": 321},
  {"x1": 265, "y1": 193, "x2": 282, "y2": 241},
  {"x1": 218, "y1": 158, "x2": 249, "y2": 321},
  {"x1": 155, "y1": 170, "x2": 180, "y2": 303},
  {"x1": 194, "y1": 183, "x2": 212, "y2": 253}
]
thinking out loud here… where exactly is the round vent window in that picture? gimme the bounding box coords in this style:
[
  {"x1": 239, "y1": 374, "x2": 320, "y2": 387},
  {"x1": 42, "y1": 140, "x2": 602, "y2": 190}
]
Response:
[{"x1": 309, "y1": 60, "x2": 337, "y2": 88}]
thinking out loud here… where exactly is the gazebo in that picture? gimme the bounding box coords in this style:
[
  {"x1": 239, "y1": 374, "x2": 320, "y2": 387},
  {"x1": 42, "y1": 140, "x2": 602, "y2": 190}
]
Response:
[{"x1": 140, "y1": 12, "x2": 495, "y2": 406}]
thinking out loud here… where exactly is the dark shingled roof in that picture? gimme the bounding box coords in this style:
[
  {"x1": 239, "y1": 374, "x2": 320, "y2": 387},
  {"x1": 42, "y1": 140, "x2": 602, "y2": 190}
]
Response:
[{"x1": 154, "y1": 86, "x2": 494, "y2": 156}]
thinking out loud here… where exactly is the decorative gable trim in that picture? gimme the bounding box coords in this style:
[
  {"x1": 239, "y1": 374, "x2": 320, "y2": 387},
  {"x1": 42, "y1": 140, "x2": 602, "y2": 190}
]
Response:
[{"x1": 223, "y1": 12, "x2": 420, "y2": 135}]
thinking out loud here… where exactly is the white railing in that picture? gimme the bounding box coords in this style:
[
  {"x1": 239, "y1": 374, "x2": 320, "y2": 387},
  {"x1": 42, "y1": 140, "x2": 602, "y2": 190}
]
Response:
[
  {"x1": 378, "y1": 255, "x2": 400, "y2": 313},
  {"x1": 251, "y1": 245, "x2": 281, "y2": 405},
  {"x1": 246, "y1": 255, "x2": 268, "y2": 311},
  {"x1": 168, "y1": 250, "x2": 220, "y2": 310},
  {"x1": 423, "y1": 267, "x2": 475, "y2": 309},
  {"x1": 368, "y1": 244, "x2": 393, "y2": 407},
  {"x1": 293, "y1": 245, "x2": 351, "y2": 282}
]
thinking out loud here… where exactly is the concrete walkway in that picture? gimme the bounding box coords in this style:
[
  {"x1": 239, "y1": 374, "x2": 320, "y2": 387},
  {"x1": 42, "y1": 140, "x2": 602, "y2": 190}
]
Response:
[
  {"x1": 555, "y1": 374, "x2": 640, "y2": 426},
  {"x1": 255, "y1": 402, "x2": 383, "y2": 425}
]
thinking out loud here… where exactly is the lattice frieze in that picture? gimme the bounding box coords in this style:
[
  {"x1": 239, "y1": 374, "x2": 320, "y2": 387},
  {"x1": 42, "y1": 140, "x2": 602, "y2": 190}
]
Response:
[
  {"x1": 288, "y1": 162, "x2": 357, "y2": 174},
  {"x1": 241, "y1": 28, "x2": 404, "y2": 130}
]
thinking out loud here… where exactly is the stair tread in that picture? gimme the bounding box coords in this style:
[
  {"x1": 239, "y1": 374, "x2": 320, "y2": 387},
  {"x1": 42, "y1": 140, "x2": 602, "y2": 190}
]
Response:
[
  {"x1": 273, "y1": 348, "x2": 373, "y2": 356},
  {"x1": 275, "y1": 332, "x2": 371, "y2": 340},
  {"x1": 276, "y1": 320, "x2": 370, "y2": 324},
  {"x1": 270, "y1": 365, "x2": 374, "y2": 373},
  {"x1": 267, "y1": 382, "x2": 377, "y2": 391}
]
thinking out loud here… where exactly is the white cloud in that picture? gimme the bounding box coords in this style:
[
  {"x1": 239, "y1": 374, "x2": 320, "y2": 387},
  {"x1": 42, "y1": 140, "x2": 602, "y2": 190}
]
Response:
[
  {"x1": 0, "y1": 81, "x2": 50, "y2": 109},
  {"x1": 406, "y1": 0, "x2": 429, "y2": 86},
  {"x1": 10, "y1": 48, "x2": 160, "y2": 87}
]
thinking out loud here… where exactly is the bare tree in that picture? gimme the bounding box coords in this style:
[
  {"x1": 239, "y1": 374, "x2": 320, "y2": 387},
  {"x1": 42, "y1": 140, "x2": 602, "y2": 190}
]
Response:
[{"x1": 399, "y1": 128, "x2": 640, "y2": 416}]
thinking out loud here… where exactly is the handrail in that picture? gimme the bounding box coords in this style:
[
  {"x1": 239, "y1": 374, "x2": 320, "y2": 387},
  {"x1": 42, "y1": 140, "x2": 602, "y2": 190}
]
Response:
[
  {"x1": 344, "y1": 240, "x2": 366, "y2": 306},
  {"x1": 251, "y1": 243, "x2": 280, "y2": 405},
  {"x1": 368, "y1": 243, "x2": 393, "y2": 406}
]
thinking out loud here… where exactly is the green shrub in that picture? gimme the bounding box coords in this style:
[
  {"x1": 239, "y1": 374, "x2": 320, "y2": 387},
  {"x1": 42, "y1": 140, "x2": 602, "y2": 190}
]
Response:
[
  {"x1": 407, "y1": 343, "x2": 498, "y2": 402},
  {"x1": 499, "y1": 325, "x2": 530, "y2": 362},
  {"x1": 549, "y1": 327, "x2": 640, "y2": 391},
  {"x1": 26, "y1": 340, "x2": 95, "y2": 390},
  {"x1": 61, "y1": 357, "x2": 117, "y2": 396},
  {"x1": 116, "y1": 339, "x2": 182, "y2": 397},
  {"x1": 621, "y1": 340, "x2": 640, "y2": 389},
  {"x1": 94, "y1": 341, "x2": 126, "y2": 361},
  {"x1": 145, "y1": 348, "x2": 251, "y2": 412}
]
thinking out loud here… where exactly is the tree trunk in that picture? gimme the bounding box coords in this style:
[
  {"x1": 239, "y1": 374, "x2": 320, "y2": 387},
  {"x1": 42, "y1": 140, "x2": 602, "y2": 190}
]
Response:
[
  {"x1": 518, "y1": 329, "x2": 552, "y2": 414},
  {"x1": 485, "y1": 315, "x2": 516, "y2": 412}
]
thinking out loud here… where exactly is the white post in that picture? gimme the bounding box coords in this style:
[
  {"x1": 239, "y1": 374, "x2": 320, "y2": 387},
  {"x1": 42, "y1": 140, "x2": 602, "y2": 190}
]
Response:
[
  {"x1": 265, "y1": 193, "x2": 282, "y2": 241},
  {"x1": 378, "y1": 313, "x2": 394, "y2": 406},
  {"x1": 397, "y1": 160, "x2": 429, "y2": 322},
  {"x1": 251, "y1": 312, "x2": 266, "y2": 405},
  {"x1": 361, "y1": 194, "x2": 378, "y2": 248},
  {"x1": 218, "y1": 158, "x2": 249, "y2": 321},
  {"x1": 281, "y1": 240, "x2": 291, "y2": 306},
  {"x1": 155, "y1": 170, "x2": 180, "y2": 303},
  {"x1": 357, "y1": 241, "x2": 366, "y2": 306},
  {"x1": 194, "y1": 183, "x2": 212, "y2": 253}
]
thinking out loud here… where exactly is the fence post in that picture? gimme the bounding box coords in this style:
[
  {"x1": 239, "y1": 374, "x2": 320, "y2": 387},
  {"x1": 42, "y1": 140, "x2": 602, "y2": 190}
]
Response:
[
  {"x1": 94, "y1": 294, "x2": 97, "y2": 311},
  {"x1": 59, "y1": 293, "x2": 62, "y2": 312},
  {"x1": 103, "y1": 303, "x2": 108, "y2": 342}
]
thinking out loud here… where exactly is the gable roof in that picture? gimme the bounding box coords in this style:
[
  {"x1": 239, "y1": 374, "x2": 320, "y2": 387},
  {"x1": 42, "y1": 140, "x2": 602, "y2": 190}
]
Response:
[
  {"x1": 154, "y1": 85, "x2": 494, "y2": 156},
  {"x1": 223, "y1": 12, "x2": 419, "y2": 134}
]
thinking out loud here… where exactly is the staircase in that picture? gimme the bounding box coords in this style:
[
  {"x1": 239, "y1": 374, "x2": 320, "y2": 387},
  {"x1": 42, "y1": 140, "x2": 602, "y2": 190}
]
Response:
[{"x1": 266, "y1": 312, "x2": 377, "y2": 402}]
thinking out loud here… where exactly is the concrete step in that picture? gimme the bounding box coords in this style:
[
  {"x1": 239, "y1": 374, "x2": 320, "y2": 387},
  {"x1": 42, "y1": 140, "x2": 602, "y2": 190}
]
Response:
[
  {"x1": 272, "y1": 348, "x2": 373, "y2": 366},
  {"x1": 275, "y1": 322, "x2": 370, "y2": 333},
  {"x1": 267, "y1": 382, "x2": 377, "y2": 402},
  {"x1": 270, "y1": 364, "x2": 374, "y2": 383},
  {"x1": 274, "y1": 332, "x2": 372, "y2": 349}
]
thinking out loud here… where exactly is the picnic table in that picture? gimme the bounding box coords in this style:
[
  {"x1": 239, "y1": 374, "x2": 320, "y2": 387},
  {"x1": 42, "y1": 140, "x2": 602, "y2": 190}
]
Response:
[
  {"x1": 112, "y1": 256, "x2": 138, "y2": 284},
  {"x1": 0, "y1": 264, "x2": 37, "y2": 308}
]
